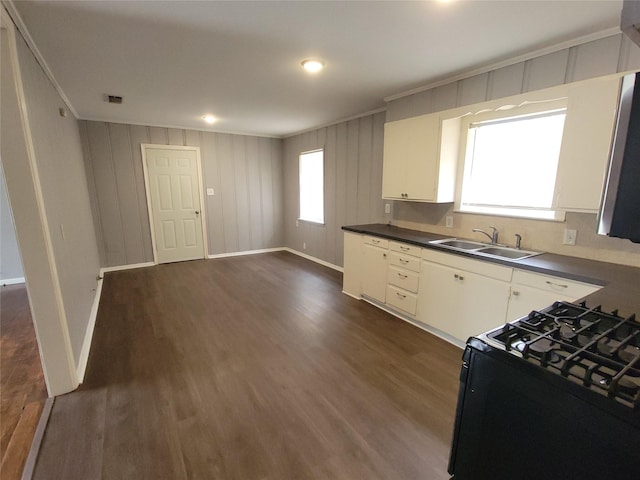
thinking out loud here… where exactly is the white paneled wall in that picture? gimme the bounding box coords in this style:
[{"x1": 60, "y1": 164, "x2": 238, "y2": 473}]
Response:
[
  {"x1": 80, "y1": 121, "x2": 284, "y2": 267},
  {"x1": 283, "y1": 112, "x2": 389, "y2": 268},
  {"x1": 387, "y1": 33, "x2": 640, "y2": 121}
]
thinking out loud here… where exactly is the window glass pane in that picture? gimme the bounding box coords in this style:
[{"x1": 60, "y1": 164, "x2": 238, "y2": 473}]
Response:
[
  {"x1": 461, "y1": 111, "x2": 566, "y2": 217},
  {"x1": 299, "y1": 150, "x2": 324, "y2": 224}
]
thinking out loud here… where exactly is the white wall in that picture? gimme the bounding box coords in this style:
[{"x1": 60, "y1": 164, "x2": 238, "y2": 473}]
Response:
[
  {"x1": 283, "y1": 112, "x2": 390, "y2": 267},
  {"x1": 80, "y1": 121, "x2": 284, "y2": 267}
]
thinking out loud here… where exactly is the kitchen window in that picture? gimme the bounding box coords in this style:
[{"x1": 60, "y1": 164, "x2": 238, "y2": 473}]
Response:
[
  {"x1": 299, "y1": 149, "x2": 324, "y2": 224},
  {"x1": 457, "y1": 101, "x2": 567, "y2": 221}
]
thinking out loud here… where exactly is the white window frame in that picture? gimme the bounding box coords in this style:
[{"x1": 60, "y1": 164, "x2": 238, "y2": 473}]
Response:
[
  {"x1": 454, "y1": 99, "x2": 568, "y2": 222},
  {"x1": 298, "y1": 148, "x2": 325, "y2": 225}
]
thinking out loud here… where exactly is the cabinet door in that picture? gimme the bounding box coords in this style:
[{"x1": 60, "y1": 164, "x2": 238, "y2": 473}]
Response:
[
  {"x1": 382, "y1": 113, "x2": 442, "y2": 201},
  {"x1": 455, "y1": 271, "x2": 511, "y2": 341},
  {"x1": 361, "y1": 245, "x2": 388, "y2": 303},
  {"x1": 342, "y1": 232, "x2": 362, "y2": 298},
  {"x1": 506, "y1": 286, "x2": 570, "y2": 322},
  {"x1": 555, "y1": 76, "x2": 620, "y2": 212},
  {"x1": 418, "y1": 261, "x2": 510, "y2": 343},
  {"x1": 382, "y1": 121, "x2": 409, "y2": 199},
  {"x1": 417, "y1": 261, "x2": 460, "y2": 334},
  {"x1": 405, "y1": 113, "x2": 440, "y2": 201}
]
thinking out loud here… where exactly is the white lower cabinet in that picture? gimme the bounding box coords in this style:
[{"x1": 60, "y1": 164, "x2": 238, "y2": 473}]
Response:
[
  {"x1": 417, "y1": 253, "x2": 512, "y2": 343},
  {"x1": 506, "y1": 269, "x2": 602, "y2": 321},
  {"x1": 342, "y1": 232, "x2": 602, "y2": 346},
  {"x1": 361, "y1": 243, "x2": 388, "y2": 303}
]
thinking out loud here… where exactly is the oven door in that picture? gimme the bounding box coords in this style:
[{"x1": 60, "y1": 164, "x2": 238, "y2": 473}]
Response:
[{"x1": 448, "y1": 340, "x2": 640, "y2": 480}]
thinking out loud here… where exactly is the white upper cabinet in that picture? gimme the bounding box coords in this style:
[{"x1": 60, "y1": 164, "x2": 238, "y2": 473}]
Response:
[
  {"x1": 554, "y1": 76, "x2": 621, "y2": 212},
  {"x1": 382, "y1": 113, "x2": 456, "y2": 202}
]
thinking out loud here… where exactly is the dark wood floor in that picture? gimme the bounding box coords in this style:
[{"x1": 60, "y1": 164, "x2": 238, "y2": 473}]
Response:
[
  {"x1": 33, "y1": 252, "x2": 463, "y2": 479},
  {"x1": 1, "y1": 283, "x2": 48, "y2": 480}
]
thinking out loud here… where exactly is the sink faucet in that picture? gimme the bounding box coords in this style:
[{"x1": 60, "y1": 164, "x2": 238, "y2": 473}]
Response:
[
  {"x1": 472, "y1": 226, "x2": 499, "y2": 244},
  {"x1": 514, "y1": 233, "x2": 522, "y2": 250}
]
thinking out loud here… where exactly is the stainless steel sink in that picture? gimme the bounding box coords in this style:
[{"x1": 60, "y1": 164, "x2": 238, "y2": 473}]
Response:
[
  {"x1": 429, "y1": 239, "x2": 488, "y2": 250},
  {"x1": 475, "y1": 246, "x2": 540, "y2": 260},
  {"x1": 428, "y1": 238, "x2": 541, "y2": 261}
]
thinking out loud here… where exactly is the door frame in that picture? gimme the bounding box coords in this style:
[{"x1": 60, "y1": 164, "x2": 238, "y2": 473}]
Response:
[{"x1": 140, "y1": 144, "x2": 209, "y2": 264}]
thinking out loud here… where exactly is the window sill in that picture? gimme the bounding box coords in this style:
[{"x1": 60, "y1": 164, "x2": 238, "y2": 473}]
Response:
[
  {"x1": 455, "y1": 206, "x2": 566, "y2": 222},
  {"x1": 297, "y1": 218, "x2": 325, "y2": 226}
]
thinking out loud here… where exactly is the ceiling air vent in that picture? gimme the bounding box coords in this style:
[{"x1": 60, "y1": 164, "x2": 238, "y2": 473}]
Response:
[{"x1": 104, "y1": 94, "x2": 123, "y2": 104}]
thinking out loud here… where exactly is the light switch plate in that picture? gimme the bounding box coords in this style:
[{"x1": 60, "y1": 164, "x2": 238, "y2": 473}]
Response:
[{"x1": 206, "y1": 188, "x2": 214, "y2": 196}]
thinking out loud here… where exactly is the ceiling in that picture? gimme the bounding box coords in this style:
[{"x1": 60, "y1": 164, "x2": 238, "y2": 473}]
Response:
[{"x1": 10, "y1": 0, "x2": 623, "y2": 137}]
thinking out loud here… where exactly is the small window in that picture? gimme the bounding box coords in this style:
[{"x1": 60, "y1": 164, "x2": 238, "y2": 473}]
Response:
[
  {"x1": 458, "y1": 106, "x2": 567, "y2": 221},
  {"x1": 299, "y1": 149, "x2": 324, "y2": 224}
]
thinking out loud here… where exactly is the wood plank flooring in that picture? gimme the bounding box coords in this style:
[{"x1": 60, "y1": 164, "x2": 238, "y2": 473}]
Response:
[
  {"x1": 1, "y1": 283, "x2": 48, "y2": 480},
  {"x1": 33, "y1": 252, "x2": 463, "y2": 479}
]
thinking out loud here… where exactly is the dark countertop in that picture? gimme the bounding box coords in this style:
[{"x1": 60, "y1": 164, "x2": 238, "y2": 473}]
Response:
[{"x1": 343, "y1": 223, "x2": 640, "y2": 317}]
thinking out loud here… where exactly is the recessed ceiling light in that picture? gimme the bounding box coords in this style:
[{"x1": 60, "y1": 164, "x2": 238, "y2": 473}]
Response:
[
  {"x1": 301, "y1": 59, "x2": 325, "y2": 73},
  {"x1": 202, "y1": 114, "x2": 217, "y2": 124}
]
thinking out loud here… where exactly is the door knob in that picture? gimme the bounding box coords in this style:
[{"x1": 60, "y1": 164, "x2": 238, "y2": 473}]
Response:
[{"x1": 195, "y1": 211, "x2": 200, "y2": 215}]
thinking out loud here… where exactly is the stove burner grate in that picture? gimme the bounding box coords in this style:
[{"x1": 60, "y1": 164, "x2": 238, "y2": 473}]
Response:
[{"x1": 488, "y1": 301, "x2": 640, "y2": 409}]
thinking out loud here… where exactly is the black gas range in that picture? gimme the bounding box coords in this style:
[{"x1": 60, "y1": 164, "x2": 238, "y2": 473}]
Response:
[{"x1": 448, "y1": 301, "x2": 640, "y2": 480}]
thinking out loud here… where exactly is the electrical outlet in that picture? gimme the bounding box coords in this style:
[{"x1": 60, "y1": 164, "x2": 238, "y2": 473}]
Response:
[
  {"x1": 445, "y1": 216, "x2": 454, "y2": 228},
  {"x1": 303, "y1": 242, "x2": 306, "y2": 250},
  {"x1": 384, "y1": 203, "x2": 391, "y2": 214},
  {"x1": 563, "y1": 229, "x2": 577, "y2": 246},
  {"x1": 206, "y1": 188, "x2": 214, "y2": 196}
]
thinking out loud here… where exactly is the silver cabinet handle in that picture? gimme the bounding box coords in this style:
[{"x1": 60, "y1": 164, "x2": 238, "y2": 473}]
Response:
[
  {"x1": 399, "y1": 258, "x2": 409, "y2": 264},
  {"x1": 397, "y1": 273, "x2": 408, "y2": 279},
  {"x1": 546, "y1": 280, "x2": 568, "y2": 288},
  {"x1": 400, "y1": 246, "x2": 410, "y2": 251},
  {"x1": 396, "y1": 292, "x2": 406, "y2": 299}
]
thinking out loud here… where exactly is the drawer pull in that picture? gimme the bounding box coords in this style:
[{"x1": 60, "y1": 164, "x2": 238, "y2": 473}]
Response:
[
  {"x1": 512, "y1": 290, "x2": 520, "y2": 297},
  {"x1": 372, "y1": 239, "x2": 380, "y2": 244},
  {"x1": 454, "y1": 274, "x2": 465, "y2": 281},
  {"x1": 396, "y1": 292, "x2": 406, "y2": 299},
  {"x1": 400, "y1": 246, "x2": 410, "y2": 251},
  {"x1": 546, "y1": 280, "x2": 568, "y2": 289},
  {"x1": 399, "y1": 258, "x2": 409, "y2": 264},
  {"x1": 397, "y1": 273, "x2": 408, "y2": 279}
]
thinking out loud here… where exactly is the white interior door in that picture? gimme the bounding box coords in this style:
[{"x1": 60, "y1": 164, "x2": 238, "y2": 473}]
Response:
[{"x1": 143, "y1": 146, "x2": 205, "y2": 264}]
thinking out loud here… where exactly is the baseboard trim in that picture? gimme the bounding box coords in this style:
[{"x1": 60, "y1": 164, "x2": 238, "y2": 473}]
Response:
[
  {"x1": 284, "y1": 248, "x2": 343, "y2": 272},
  {"x1": 21, "y1": 397, "x2": 54, "y2": 480},
  {"x1": 361, "y1": 295, "x2": 465, "y2": 350},
  {"x1": 341, "y1": 290, "x2": 361, "y2": 300},
  {"x1": 1, "y1": 276, "x2": 25, "y2": 285},
  {"x1": 76, "y1": 276, "x2": 103, "y2": 382},
  {"x1": 207, "y1": 247, "x2": 286, "y2": 259},
  {"x1": 100, "y1": 261, "x2": 155, "y2": 274}
]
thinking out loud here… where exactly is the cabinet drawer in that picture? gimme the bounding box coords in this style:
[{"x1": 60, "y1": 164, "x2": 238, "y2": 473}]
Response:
[
  {"x1": 390, "y1": 241, "x2": 421, "y2": 257},
  {"x1": 363, "y1": 236, "x2": 389, "y2": 249},
  {"x1": 388, "y1": 266, "x2": 419, "y2": 293},
  {"x1": 422, "y1": 249, "x2": 512, "y2": 282},
  {"x1": 389, "y1": 252, "x2": 421, "y2": 272},
  {"x1": 512, "y1": 269, "x2": 601, "y2": 300},
  {"x1": 387, "y1": 285, "x2": 418, "y2": 315}
]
